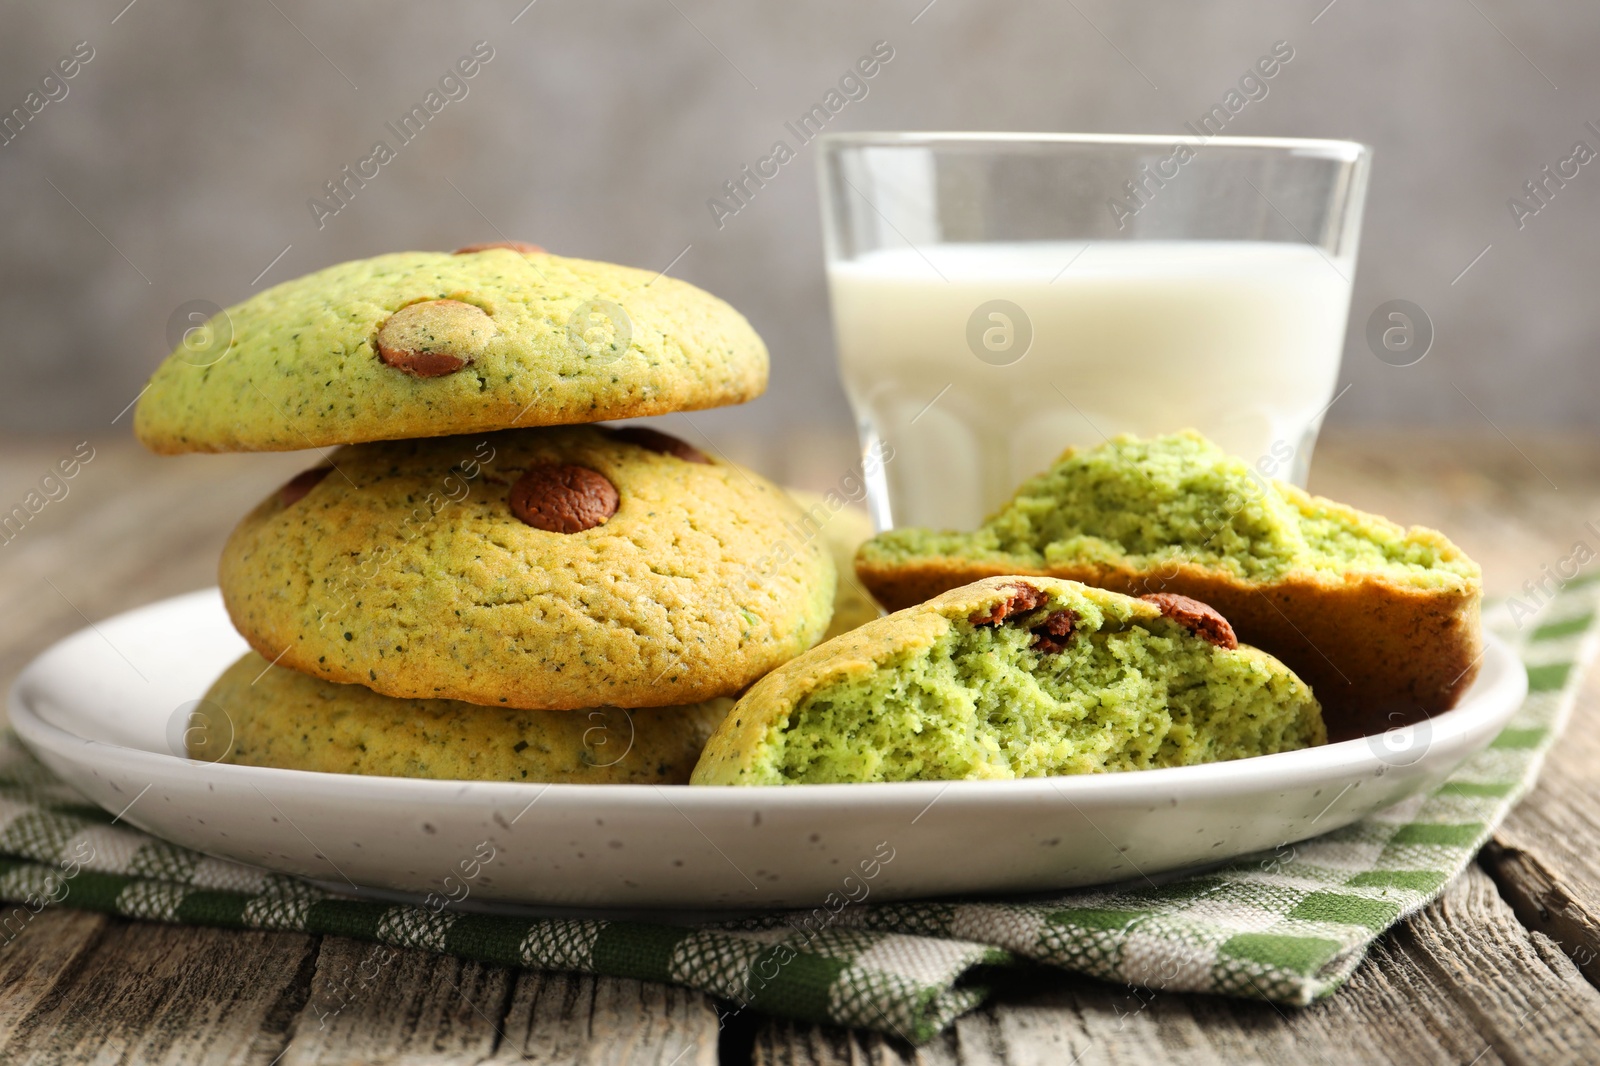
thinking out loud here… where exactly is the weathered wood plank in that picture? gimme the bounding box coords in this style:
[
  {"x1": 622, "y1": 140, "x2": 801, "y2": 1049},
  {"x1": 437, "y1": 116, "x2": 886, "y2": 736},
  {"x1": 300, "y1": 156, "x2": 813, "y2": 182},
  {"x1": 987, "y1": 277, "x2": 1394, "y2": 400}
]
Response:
[
  {"x1": 1391, "y1": 863, "x2": 1600, "y2": 1064},
  {"x1": 492, "y1": 970, "x2": 721, "y2": 1065},
  {"x1": 0, "y1": 918, "x2": 317, "y2": 1065},
  {"x1": 1481, "y1": 843, "x2": 1600, "y2": 986},
  {"x1": 1482, "y1": 663, "x2": 1600, "y2": 987},
  {"x1": 278, "y1": 936, "x2": 511, "y2": 1065},
  {"x1": 0, "y1": 909, "x2": 110, "y2": 1038}
]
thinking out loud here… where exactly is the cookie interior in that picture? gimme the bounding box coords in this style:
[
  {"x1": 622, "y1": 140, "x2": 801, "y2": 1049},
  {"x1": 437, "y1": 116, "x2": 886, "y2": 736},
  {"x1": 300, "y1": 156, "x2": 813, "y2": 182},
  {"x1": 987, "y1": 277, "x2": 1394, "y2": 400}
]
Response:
[
  {"x1": 745, "y1": 584, "x2": 1324, "y2": 784},
  {"x1": 861, "y1": 432, "x2": 1478, "y2": 589}
]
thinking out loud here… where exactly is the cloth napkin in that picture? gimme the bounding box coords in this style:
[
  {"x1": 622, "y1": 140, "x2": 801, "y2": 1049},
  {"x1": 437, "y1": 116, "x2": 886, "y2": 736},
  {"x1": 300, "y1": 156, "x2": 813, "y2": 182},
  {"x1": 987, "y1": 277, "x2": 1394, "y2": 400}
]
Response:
[{"x1": 1, "y1": 576, "x2": 1595, "y2": 1043}]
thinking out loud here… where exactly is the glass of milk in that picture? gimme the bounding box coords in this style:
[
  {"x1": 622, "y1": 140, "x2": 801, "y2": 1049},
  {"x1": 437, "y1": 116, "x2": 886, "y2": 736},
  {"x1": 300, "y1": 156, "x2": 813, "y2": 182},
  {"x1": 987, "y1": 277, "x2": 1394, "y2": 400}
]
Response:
[{"x1": 817, "y1": 132, "x2": 1370, "y2": 532}]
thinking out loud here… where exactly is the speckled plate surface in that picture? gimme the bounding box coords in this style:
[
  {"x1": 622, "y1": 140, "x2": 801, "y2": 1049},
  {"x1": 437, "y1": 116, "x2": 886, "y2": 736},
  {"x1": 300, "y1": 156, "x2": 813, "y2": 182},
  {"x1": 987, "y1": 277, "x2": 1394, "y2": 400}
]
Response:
[{"x1": 9, "y1": 588, "x2": 1524, "y2": 912}]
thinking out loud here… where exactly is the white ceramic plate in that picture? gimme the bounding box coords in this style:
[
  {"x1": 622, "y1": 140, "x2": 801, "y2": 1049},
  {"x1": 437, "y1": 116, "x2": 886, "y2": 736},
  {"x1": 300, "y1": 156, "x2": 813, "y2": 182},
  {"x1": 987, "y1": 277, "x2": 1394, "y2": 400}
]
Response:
[{"x1": 9, "y1": 589, "x2": 1525, "y2": 913}]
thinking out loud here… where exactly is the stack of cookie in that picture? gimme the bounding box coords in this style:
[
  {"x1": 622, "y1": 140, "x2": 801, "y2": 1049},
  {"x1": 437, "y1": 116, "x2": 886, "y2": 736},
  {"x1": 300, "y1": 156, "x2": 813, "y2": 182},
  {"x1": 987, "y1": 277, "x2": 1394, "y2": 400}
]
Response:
[{"x1": 134, "y1": 241, "x2": 839, "y2": 783}]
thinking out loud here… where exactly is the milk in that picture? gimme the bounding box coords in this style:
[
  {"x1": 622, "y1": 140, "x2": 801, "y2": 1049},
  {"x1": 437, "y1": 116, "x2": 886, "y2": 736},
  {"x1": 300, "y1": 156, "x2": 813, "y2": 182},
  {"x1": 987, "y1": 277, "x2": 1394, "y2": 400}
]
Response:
[{"x1": 827, "y1": 240, "x2": 1353, "y2": 531}]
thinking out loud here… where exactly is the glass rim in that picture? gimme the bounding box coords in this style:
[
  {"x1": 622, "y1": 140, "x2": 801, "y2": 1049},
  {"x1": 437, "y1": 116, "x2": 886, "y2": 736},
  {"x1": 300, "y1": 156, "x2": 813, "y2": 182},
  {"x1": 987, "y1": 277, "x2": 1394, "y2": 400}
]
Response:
[{"x1": 818, "y1": 130, "x2": 1369, "y2": 161}]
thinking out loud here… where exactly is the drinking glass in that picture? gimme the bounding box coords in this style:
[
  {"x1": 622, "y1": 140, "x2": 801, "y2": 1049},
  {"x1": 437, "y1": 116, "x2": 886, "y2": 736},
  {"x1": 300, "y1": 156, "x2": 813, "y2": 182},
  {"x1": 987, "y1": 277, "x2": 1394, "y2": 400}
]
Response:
[{"x1": 817, "y1": 132, "x2": 1371, "y2": 532}]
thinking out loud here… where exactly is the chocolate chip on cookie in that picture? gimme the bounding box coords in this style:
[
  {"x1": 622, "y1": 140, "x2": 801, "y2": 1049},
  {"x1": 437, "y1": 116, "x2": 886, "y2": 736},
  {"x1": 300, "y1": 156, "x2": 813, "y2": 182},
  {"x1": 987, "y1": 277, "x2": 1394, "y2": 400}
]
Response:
[
  {"x1": 374, "y1": 299, "x2": 497, "y2": 378},
  {"x1": 509, "y1": 463, "x2": 619, "y2": 533},
  {"x1": 968, "y1": 583, "x2": 1047, "y2": 627},
  {"x1": 1029, "y1": 610, "x2": 1077, "y2": 653},
  {"x1": 967, "y1": 582, "x2": 1077, "y2": 650},
  {"x1": 279, "y1": 467, "x2": 331, "y2": 507},
  {"x1": 452, "y1": 241, "x2": 546, "y2": 255},
  {"x1": 1140, "y1": 593, "x2": 1238, "y2": 649},
  {"x1": 609, "y1": 426, "x2": 710, "y2": 464}
]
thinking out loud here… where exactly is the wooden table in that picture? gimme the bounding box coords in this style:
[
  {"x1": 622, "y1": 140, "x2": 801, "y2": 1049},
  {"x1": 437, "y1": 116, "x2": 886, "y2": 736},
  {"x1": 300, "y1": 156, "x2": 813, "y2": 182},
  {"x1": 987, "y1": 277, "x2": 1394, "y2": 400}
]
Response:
[{"x1": 3, "y1": 428, "x2": 1600, "y2": 1065}]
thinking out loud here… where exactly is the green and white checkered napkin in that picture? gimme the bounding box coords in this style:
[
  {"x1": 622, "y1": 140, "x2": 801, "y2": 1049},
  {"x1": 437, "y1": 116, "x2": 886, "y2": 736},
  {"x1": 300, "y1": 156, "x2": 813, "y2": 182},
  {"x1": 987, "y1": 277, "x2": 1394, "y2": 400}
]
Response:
[{"x1": 1, "y1": 576, "x2": 1596, "y2": 1043}]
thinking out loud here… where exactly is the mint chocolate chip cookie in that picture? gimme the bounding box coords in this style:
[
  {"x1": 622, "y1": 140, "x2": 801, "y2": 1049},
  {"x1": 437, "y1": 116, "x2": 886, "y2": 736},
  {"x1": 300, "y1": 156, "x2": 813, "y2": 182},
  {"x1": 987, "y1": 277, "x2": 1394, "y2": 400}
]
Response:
[
  {"x1": 197, "y1": 651, "x2": 730, "y2": 784},
  {"x1": 690, "y1": 576, "x2": 1324, "y2": 785},
  {"x1": 219, "y1": 426, "x2": 835, "y2": 710},
  {"x1": 134, "y1": 247, "x2": 768, "y2": 453},
  {"x1": 855, "y1": 432, "x2": 1483, "y2": 740}
]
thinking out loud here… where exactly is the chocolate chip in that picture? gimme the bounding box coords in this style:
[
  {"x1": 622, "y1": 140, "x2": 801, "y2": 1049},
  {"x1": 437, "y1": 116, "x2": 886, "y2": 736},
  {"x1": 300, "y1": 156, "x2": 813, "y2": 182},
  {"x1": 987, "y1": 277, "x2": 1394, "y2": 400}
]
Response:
[
  {"x1": 1030, "y1": 610, "x2": 1077, "y2": 654},
  {"x1": 969, "y1": 583, "x2": 1079, "y2": 652},
  {"x1": 1140, "y1": 593, "x2": 1238, "y2": 649},
  {"x1": 969, "y1": 583, "x2": 1047, "y2": 627},
  {"x1": 608, "y1": 426, "x2": 710, "y2": 464},
  {"x1": 279, "y1": 467, "x2": 331, "y2": 507},
  {"x1": 509, "y1": 464, "x2": 619, "y2": 533},
  {"x1": 374, "y1": 299, "x2": 497, "y2": 378},
  {"x1": 452, "y1": 240, "x2": 546, "y2": 255}
]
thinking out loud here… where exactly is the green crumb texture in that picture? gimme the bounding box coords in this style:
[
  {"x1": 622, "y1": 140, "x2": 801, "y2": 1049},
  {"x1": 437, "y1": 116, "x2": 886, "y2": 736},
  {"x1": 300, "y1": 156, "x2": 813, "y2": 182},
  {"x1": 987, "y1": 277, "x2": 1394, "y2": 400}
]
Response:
[
  {"x1": 860, "y1": 432, "x2": 1478, "y2": 588},
  {"x1": 690, "y1": 577, "x2": 1324, "y2": 785}
]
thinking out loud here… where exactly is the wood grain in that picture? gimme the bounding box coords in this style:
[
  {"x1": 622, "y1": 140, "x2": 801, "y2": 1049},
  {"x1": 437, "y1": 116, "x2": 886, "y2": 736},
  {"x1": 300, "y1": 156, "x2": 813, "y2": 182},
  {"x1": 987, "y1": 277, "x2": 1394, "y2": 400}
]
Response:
[
  {"x1": 0, "y1": 909, "x2": 109, "y2": 1037},
  {"x1": 0, "y1": 919, "x2": 316, "y2": 1064},
  {"x1": 1394, "y1": 864, "x2": 1600, "y2": 1065},
  {"x1": 1482, "y1": 662, "x2": 1600, "y2": 988},
  {"x1": 279, "y1": 937, "x2": 511, "y2": 1065},
  {"x1": 493, "y1": 970, "x2": 720, "y2": 1064},
  {"x1": 277, "y1": 939, "x2": 723, "y2": 1065}
]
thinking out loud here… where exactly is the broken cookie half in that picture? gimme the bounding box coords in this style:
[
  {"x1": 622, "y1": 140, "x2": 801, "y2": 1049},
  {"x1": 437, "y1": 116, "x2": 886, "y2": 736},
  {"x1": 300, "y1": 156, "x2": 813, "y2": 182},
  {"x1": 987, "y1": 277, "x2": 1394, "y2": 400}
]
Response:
[{"x1": 690, "y1": 575, "x2": 1324, "y2": 785}]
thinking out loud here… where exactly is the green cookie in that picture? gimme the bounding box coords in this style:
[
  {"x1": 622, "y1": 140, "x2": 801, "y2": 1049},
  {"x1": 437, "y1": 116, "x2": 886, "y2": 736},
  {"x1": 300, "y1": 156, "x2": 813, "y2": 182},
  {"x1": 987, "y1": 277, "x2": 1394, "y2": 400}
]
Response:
[
  {"x1": 198, "y1": 651, "x2": 731, "y2": 784},
  {"x1": 135, "y1": 246, "x2": 768, "y2": 453},
  {"x1": 219, "y1": 426, "x2": 836, "y2": 711},
  {"x1": 691, "y1": 575, "x2": 1324, "y2": 785}
]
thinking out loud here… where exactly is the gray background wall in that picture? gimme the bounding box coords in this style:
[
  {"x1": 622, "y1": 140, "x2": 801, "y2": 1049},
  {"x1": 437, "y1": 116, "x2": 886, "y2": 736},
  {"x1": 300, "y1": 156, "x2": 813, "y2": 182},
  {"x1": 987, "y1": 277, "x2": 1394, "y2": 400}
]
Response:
[{"x1": 1, "y1": 0, "x2": 1595, "y2": 439}]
